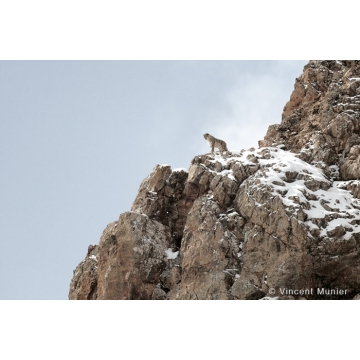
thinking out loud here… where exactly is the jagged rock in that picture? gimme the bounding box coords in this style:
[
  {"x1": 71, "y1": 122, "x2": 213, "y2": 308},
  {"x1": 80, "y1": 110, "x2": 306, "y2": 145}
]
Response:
[
  {"x1": 151, "y1": 286, "x2": 167, "y2": 300},
  {"x1": 97, "y1": 211, "x2": 176, "y2": 300},
  {"x1": 340, "y1": 145, "x2": 360, "y2": 180},
  {"x1": 338, "y1": 180, "x2": 360, "y2": 199},
  {"x1": 69, "y1": 60, "x2": 360, "y2": 300},
  {"x1": 131, "y1": 165, "x2": 189, "y2": 245},
  {"x1": 69, "y1": 244, "x2": 99, "y2": 300},
  {"x1": 169, "y1": 196, "x2": 243, "y2": 300},
  {"x1": 259, "y1": 61, "x2": 360, "y2": 173}
]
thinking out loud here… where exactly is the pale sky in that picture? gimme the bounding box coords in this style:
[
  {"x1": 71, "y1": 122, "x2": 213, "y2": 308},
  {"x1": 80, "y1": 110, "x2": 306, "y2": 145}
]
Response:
[{"x1": 0, "y1": 60, "x2": 308, "y2": 299}]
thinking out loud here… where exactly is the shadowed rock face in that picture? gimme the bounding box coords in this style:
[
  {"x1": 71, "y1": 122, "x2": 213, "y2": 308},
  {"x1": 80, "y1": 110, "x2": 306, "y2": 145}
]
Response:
[{"x1": 69, "y1": 61, "x2": 360, "y2": 300}]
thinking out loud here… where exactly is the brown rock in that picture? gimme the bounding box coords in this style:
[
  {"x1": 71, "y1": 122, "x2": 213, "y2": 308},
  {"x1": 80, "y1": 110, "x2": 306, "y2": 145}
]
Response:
[
  {"x1": 169, "y1": 196, "x2": 243, "y2": 300},
  {"x1": 259, "y1": 60, "x2": 360, "y2": 175},
  {"x1": 98, "y1": 212, "x2": 173, "y2": 300},
  {"x1": 69, "y1": 244, "x2": 99, "y2": 300}
]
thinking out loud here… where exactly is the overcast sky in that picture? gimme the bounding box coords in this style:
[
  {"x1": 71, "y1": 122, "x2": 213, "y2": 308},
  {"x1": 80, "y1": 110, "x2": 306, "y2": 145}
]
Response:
[{"x1": 0, "y1": 60, "x2": 308, "y2": 299}]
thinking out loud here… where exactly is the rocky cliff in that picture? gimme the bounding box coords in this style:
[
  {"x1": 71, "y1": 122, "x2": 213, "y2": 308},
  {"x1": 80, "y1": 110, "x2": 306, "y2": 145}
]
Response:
[{"x1": 69, "y1": 60, "x2": 360, "y2": 300}]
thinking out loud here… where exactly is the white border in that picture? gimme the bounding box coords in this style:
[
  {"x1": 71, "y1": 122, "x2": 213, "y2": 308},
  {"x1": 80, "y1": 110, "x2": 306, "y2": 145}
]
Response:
[{"x1": 1, "y1": 1, "x2": 359, "y2": 59}]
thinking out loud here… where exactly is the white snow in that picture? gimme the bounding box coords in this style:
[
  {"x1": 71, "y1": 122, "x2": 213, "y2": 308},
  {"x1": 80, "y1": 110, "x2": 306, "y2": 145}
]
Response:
[
  {"x1": 89, "y1": 254, "x2": 97, "y2": 261},
  {"x1": 257, "y1": 150, "x2": 360, "y2": 240},
  {"x1": 220, "y1": 169, "x2": 235, "y2": 180},
  {"x1": 165, "y1": 248, "x2": 179, "y2": 260},
  {"x1": 204, "y1": 147, "x2": 360, "y2": 241}
]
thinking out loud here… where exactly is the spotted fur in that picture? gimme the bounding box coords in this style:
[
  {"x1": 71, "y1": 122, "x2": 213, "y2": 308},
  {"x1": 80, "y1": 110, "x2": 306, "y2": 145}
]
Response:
[{"x1": 203, "y1": 133, "x2": 229, "y2": 154}]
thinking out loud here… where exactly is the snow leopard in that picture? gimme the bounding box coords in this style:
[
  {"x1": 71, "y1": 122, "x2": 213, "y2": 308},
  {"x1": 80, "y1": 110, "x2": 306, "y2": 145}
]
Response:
[{"x1": 203, "y1": 133, "x2": 229, "y2": 155}]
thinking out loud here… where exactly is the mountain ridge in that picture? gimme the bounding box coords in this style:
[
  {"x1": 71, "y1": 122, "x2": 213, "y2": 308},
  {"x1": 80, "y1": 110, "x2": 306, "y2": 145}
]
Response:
[{"x1": 69, "y1": 60, "x2": 360, "y2": 300}]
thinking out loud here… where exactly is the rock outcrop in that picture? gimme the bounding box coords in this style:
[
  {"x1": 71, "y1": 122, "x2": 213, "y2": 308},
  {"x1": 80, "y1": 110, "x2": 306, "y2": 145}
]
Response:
[{"x1": 69, "y1": 60, "x2": 360, "y2": 300}]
